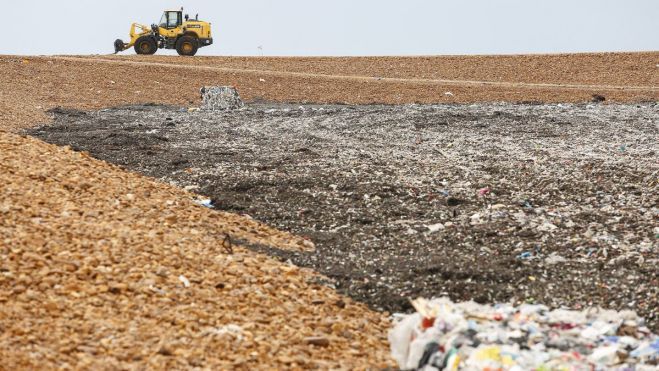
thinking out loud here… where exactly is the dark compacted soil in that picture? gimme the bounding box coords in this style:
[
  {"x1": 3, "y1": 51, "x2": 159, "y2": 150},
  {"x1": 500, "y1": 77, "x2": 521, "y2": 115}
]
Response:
[{"x1": 29, "y1": 102, "x2": 659, "y2": 330}]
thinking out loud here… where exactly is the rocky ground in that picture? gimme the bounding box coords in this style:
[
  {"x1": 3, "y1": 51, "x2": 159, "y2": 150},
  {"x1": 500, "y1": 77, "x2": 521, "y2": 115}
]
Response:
[{"x1": 29, "y1": 101, "x2": 659, "y2": 332}]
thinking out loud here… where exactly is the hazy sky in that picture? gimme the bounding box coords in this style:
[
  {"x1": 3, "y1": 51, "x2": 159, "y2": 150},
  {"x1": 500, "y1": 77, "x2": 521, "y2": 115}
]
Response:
[{"x1": 4, "y1": 0, "x2": 658, "y2": 56}]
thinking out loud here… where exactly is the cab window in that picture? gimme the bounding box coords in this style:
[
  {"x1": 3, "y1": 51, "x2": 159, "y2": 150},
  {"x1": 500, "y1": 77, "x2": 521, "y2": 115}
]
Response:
[{"x1": 167, "y1": 12, "x2": 181, "y2": 28}]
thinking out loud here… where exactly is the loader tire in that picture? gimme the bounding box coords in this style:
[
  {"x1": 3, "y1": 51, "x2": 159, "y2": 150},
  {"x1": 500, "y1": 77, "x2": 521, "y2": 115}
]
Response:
[
  {"x1": 176, "y1": 36, "x2": 198, "y2": 56},
  {"x1": 134, "y1": 36, "x2": 157, "y2": 55}
]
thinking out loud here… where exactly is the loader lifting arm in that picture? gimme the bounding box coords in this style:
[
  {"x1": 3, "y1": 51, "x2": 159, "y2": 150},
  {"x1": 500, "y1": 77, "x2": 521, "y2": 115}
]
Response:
[{"x1": 114, "y1": 23, "x2": 152, "y2": 54}]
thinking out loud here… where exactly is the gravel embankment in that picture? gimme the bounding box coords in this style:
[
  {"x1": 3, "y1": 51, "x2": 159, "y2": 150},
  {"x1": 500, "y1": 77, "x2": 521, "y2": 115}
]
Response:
[{"x1": 0, "y1": 131, "x2": 394, "y2": 369}]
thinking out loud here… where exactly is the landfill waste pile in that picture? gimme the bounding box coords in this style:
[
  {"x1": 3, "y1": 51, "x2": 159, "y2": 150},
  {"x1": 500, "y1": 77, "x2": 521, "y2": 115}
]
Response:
[
  {"x1": 390, "y1": 298, "x2": 658, "y2": 370},
  {"x1": 30, "y1": 102, "x2": 659, "y2": 333},
  {"x1": 200, "y1": 86, "x2": 244, "y2": 111}
]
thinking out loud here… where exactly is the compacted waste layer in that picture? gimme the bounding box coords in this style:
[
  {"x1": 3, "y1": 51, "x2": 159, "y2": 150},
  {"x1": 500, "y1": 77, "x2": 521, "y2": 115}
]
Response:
[{"x1": 29, "y1": 102, "x2": 659, "y2": 333}]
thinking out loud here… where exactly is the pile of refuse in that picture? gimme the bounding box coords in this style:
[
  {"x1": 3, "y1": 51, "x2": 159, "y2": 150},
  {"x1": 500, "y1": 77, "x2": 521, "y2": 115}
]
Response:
[
  {"x1": 390, "y1": 298, "x2": 658, "y2": 370},
  {"x1": 199, "y1": 86, "x2": 244, "y2": 111}
]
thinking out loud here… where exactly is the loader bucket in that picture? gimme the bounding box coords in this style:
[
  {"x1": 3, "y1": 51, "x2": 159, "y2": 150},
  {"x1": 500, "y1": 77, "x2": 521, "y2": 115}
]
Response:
[{"x1": 114, "y1": 39, "x2": 126, "y2": 54}]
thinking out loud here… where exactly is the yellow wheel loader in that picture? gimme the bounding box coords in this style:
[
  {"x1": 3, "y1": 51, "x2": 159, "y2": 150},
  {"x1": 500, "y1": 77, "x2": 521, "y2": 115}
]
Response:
[{"x1": 114, "y1": 8, "x2": 213, "y2": 56}]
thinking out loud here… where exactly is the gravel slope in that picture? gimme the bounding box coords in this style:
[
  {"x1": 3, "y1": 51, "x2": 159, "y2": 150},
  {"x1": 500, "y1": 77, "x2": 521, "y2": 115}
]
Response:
[{"x1": 0, "y1": 131, "x2": 394, "y2": 369}]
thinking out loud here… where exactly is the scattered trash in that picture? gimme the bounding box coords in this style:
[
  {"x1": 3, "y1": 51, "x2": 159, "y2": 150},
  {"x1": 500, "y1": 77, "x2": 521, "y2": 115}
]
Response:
[
  {"x1": 259, "y1": 78, "x2": 266, "y2": 83},
  {"x1": 178, "y1": 275, "x2": 191, "y2": 288},
  {"x1": 389, "y1": 297, "x2": 659, "y2": 370},
  {"x1": 537, "y1": 222, "x2": 558, "y2": 231},
  {"x1": 207, "y1": 324, "x2": 244, "y2": 341},
  {"x1": 619, "y1": 144, "x2": 627, "y2": 152},
  {"x1": 469, "y1": 213, "x2": 483, "y2": 224},
  {"x1": 195, "y1": 199, "x2": 214, "y2": 208},
  {"x1": 426, "y1": 223, "x2": 445, "y2": 233},
  {"x1": 517, "y1": 251, "x2": 533, "y2": 259},
  {"x1": 478, "y1": 187, "x2": 491, "y2": 196},
  {"x1": 199, "y1": 86, "x2": 244, "y2": 111},
  {"x1": 444, "y1": 92, "x2": 454, "y2": 97},
  {"x1": 519, "y1": 200, "x2": 533, "y2": 209},
  {"x1": 544, "y1": 252, "x2": 567, "y2": 265}
]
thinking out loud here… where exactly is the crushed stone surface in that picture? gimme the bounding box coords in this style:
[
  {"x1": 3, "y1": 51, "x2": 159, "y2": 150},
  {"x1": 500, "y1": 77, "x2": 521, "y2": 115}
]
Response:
[
  {"x1": 29, "y1": 102, "x2": 659, "y2": 333},
  {"x1": 0, "y1": 132, "x2": 394, "y2": 369}
]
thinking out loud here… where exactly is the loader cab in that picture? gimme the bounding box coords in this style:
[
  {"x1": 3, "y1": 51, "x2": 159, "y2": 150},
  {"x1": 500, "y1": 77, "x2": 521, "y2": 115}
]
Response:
[{"x1": 159, "y1": 10, "x2": 183, "y2": 29}]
